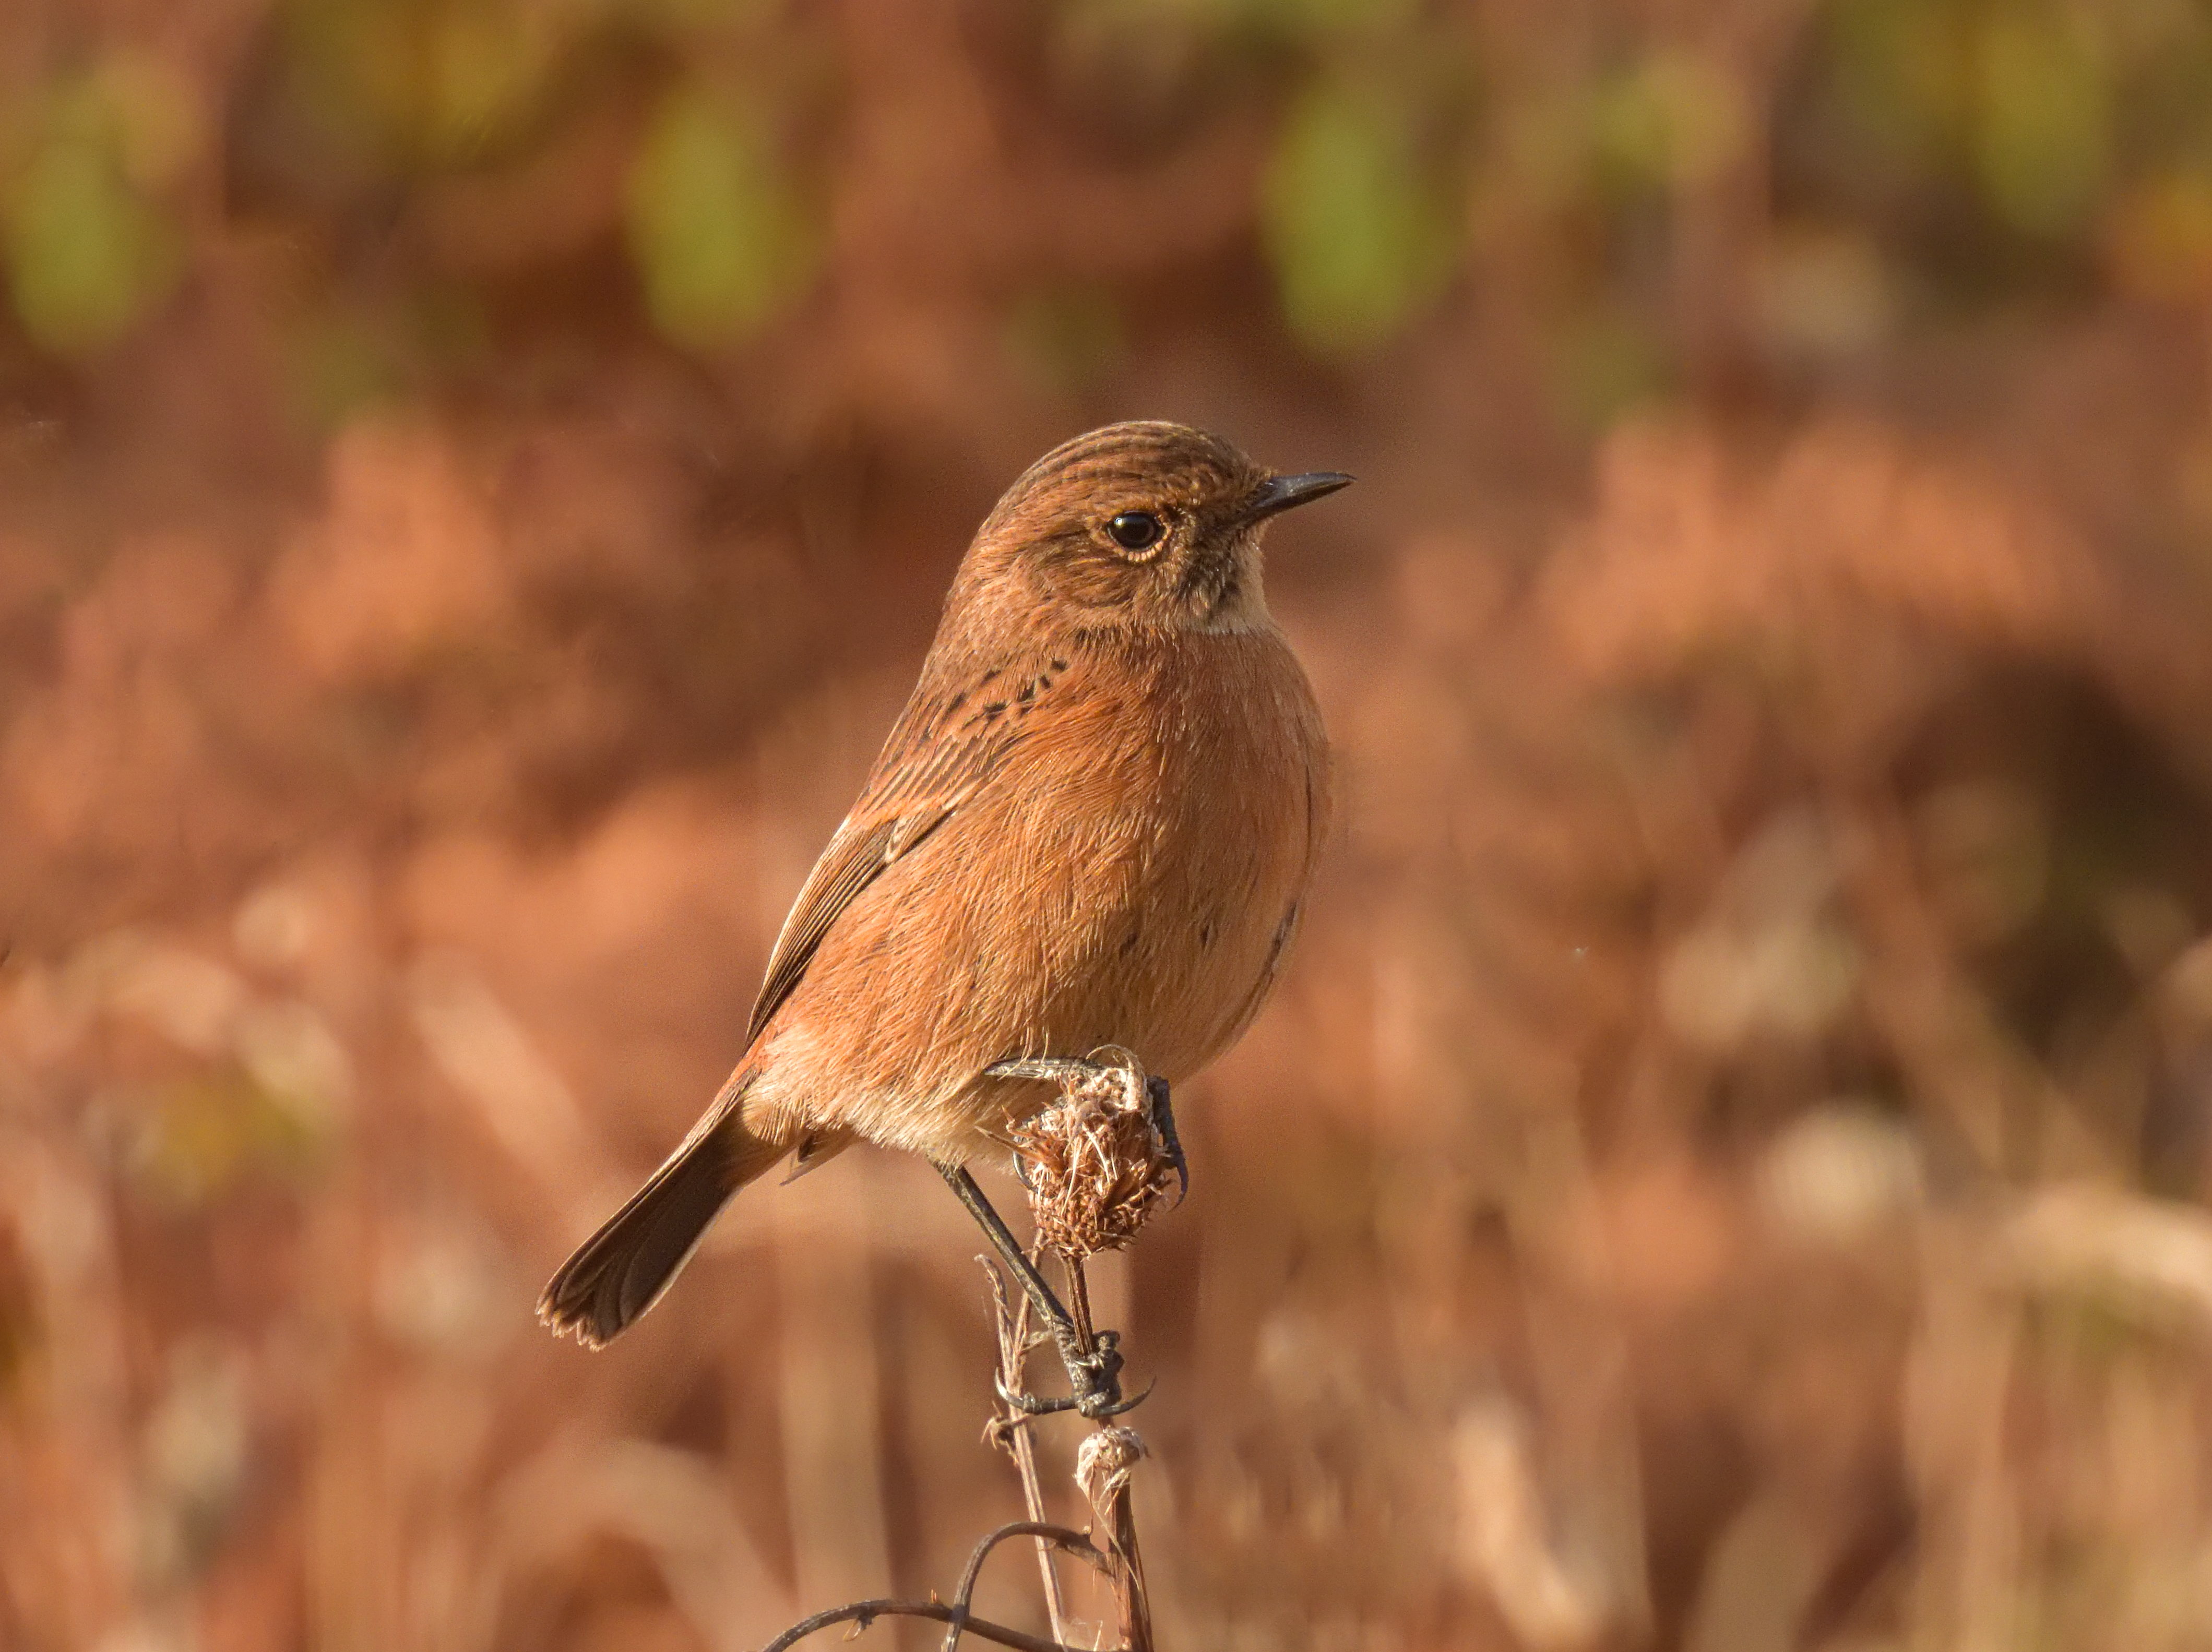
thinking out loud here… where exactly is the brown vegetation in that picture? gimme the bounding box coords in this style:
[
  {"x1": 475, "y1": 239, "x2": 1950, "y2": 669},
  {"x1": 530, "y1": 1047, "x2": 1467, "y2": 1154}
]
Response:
[{"x1": 8, "y1": 2, "x2": 2212, "y2": 1649}]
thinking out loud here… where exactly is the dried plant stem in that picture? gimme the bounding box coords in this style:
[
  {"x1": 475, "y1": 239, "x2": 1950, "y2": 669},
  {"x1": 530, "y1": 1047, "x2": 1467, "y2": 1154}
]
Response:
[
  {"x1": 761, "y1": 1521, "x2": 1110, "y2": 1652},
  {"x1": 1053, "y1": 1247, "x2": 1151, "y2": 1651},
  {"x1": 952, "y1": 1521, "x2": 1108, "y2": 1631},
  {"x1": 760, "y1": 1598, "x2": 1051, "y2": 1652},
  {"x1": 1013, "y1": 1055, "x2": 1171, "y2": 1652},
  {"x1": 1000, "y1": 1245, "x2": 1155, "y2": 1652},
  {"x1": 765, "y1": 1053, "x2": 1170, "y2": 1652},
  {"x1": 986, "y1": 1258, "x2": 1073, "y2": 1645},
  {"x1": 1075, "y1": 1416, "x2": 1152, "y2": 1652},
  {"x1": 1105, "y1": 1490, "x2": 1152, "y2": 1652}
]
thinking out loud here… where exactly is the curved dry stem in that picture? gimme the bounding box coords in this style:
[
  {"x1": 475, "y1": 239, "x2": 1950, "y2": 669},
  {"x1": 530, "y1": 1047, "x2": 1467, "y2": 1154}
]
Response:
[
  {"x1": 759, "y1": 1598, "x2": 1079, "y2": 1652},
  {"x1": 945, "y1": 1520, "x2": 1113, "y2": 1651}
]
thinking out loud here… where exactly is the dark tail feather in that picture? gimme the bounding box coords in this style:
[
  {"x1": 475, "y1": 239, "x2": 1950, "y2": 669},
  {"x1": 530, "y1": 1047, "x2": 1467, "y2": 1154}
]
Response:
[{"x1": 539, "y1": 1109, "x2": 775, "y2": 1348}]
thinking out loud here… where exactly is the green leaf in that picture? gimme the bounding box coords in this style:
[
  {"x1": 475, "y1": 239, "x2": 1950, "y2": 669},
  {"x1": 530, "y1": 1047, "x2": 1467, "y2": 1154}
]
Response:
[
  {"x1": 1589, "y1": 51, "x2": 1748, "y2": 196},
  {"x1": 4, "y1": 83, "x2": 182, "y2": 355},
  {"x1": 1972, "y1": 8, "x2": 2110, "y2": 236},
  {"x1": 420, "y1": 4, "x2": 560, "y2": 162},
  {"x1": 1263, "y1": 82, "x2": 1459, "y2": 357},
  {"x1": 625, "y1": 85, "x2": 817, "y2": 351}
]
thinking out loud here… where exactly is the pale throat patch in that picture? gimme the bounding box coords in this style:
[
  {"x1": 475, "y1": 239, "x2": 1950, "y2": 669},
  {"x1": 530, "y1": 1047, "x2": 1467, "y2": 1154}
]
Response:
[{"x1": 1196, "y1": 532, "x2": 1270, "y2": 634}]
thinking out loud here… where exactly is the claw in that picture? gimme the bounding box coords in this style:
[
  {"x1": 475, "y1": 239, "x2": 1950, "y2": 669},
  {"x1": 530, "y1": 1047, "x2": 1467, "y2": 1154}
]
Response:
[
  {"x1": 995, "y1": 1372, "x2": 1079, "y2": 1416},
  {"x1": 1088, "y1": 1376, "x2": 1156, "y2": 1419},
  {"x1": 1146, "y1": 1075, "x2": 1189, "y2": 1208}
]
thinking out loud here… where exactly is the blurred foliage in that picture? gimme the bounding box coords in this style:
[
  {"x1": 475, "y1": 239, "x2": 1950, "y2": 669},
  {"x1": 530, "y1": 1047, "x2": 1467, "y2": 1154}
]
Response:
[
  {"x1": 1549, "y1": 303, "x2": 1671, "y2": 431},
  {"x1": 263, "y1": 0, "x2": 570, "y2": 174},
  {"x1": 3, "y1": 57, "x2": 198, "y2": 354},
  {"x1": 625, "y1": 82, "x2": 817, "y2": 349},
  {"x1": 9, "y1": 0, "x2": 2212, "y2": 376},
  {"x1": 1971, "y1": 8, "x2": 2110, "y2": 235},
  {"x1": 116, "y1": 1068, "x2": 331, "y2": 1208},
  {"x1": 1586, "y1": 50, "x2": 1750, "y2": 199},
  {"x1": 1785, "y1": 0, "x2": 2212, "y2": 302},
  {"x1": 1262, "y1": 80, "x2": 1461, "y2": 356},
  {"x1": 16, "y1": 4, "x2": 2212, "y2": 1650},
  {"x1": 1004, "y1": 283, "x2": 1128, "y2": 392}
]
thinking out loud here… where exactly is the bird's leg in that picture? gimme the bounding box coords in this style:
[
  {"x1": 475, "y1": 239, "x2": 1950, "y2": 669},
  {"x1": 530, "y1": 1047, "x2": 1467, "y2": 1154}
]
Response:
[{"x1": 937, "y1": 1164, "x2": 1131, "y2": 1418}]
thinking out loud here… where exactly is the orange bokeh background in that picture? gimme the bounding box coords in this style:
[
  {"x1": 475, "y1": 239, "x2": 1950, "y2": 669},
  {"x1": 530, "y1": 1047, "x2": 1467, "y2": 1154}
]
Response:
[{"x1": 9, "y1": 3, "x2": 2212, "y2": 1649}]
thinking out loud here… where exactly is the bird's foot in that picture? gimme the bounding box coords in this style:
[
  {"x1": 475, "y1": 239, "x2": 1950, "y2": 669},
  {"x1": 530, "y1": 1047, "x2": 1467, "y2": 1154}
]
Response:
[
  {"x1": 937, "y1": 1162, "x2": 1149, "y2": 1419},
  {"x1": 996, "y1": 1329, "x2": 1150, "y2": 1419}
]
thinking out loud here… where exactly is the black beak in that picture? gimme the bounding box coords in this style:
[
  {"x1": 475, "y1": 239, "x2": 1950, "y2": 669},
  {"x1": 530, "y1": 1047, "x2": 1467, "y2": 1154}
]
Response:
[{"x1": 1241, "y1": 471, "x2": 1354, "y2": 524}]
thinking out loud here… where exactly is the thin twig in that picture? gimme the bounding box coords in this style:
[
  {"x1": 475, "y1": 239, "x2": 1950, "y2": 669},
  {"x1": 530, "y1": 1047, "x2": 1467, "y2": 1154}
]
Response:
[
  {"x1": 766, "y1": 1056, "x2": 1165, "y2": 1652},
  {"x1": 1020, "y1": 1060, "x2": 1161, "y2": 1652},
  {"x1": 1056, "y1": 1249, "x2": 1153, "y2": 1652},
  {"x1": 758, "y1": 1598, "x2": 1080, "y2": 1652},
  {"x1": 1075, "y1": 1425, "x2": 1152, "y2": 1652},
  {"x1": 985, "y1": 1259, "x2": 1075, "y2": 1643},
  {"x1": 954, "y1": 1521, "x2": 1113, "y2": 1607},
  {"x1": 944, "y1": 1519, "x2": 1115, "y2": 1652}
]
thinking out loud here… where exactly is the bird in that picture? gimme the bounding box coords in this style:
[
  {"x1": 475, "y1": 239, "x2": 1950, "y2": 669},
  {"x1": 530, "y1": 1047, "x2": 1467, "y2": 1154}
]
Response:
[{"x1": 538, "y1": 421, "x2": 1349, "y2": 1360}]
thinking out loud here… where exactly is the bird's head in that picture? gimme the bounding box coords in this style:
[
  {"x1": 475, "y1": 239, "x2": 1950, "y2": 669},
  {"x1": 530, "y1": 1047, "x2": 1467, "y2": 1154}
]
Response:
[{"x1": 951, "y1": 422, "x2": 1351, "y2": 636}]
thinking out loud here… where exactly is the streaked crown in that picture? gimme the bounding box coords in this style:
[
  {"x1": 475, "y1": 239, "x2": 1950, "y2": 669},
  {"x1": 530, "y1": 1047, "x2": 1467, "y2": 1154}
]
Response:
[{"x1": 950, "y1": 422, "x2": 1349, "y2": 636}]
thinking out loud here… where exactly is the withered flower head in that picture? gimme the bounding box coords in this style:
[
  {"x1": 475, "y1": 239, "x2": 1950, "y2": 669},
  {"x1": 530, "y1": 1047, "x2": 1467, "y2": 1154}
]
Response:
[
  {"x1": 1075, "y1": 1423, "x2": 1148, "y2": 1517},
  {"x1": 1012, "y1": 1051, "x2": 1176, "y2": 1261}
]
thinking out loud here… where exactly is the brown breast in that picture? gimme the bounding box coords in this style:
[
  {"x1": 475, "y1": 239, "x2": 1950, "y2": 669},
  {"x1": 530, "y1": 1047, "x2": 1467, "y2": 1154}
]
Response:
[{"x1": 762, "y1": 624, "x2": 1328, "y2": 1159}]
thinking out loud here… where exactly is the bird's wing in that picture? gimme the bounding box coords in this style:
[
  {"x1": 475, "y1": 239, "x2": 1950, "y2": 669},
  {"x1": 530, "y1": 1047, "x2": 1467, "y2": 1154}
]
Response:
[{"x1": 743, "y1": 656, "x2": 1057, "y2": 1045}]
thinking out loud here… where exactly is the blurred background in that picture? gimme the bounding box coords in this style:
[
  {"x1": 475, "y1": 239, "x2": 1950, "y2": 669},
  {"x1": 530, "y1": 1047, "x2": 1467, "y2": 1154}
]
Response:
[{"x1": 11, "y1": 0, "x2": 2212, "y2": 1648}]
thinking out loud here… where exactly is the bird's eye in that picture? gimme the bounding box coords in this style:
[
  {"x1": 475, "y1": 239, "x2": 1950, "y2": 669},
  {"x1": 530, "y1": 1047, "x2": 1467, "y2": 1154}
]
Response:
[{"x1": 1107, "y1": 511, "x2": 1163, "y2": 552}]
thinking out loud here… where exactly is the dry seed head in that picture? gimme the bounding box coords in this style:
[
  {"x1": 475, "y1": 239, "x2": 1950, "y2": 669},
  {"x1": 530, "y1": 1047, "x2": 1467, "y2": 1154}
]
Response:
[
  {"x1": 1013, "y1": 1056, "x2": 1175, "y2": 1261},
  {"x1": 1075, "y1": 1424, "x2": 1148, "y2": 1518}
]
